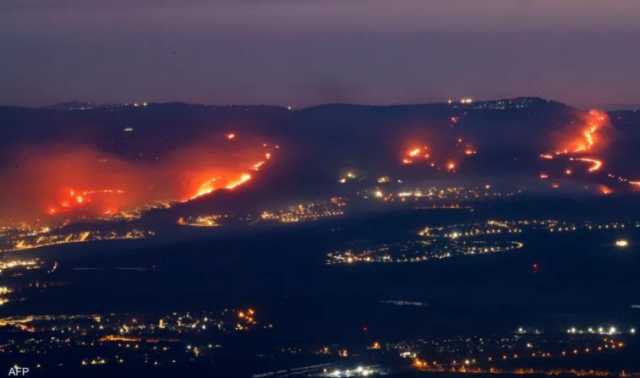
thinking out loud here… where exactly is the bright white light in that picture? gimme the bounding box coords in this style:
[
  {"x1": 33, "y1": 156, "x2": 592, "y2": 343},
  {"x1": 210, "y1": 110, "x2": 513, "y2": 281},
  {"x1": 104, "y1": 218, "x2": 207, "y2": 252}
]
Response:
[
  {"x1": 615, "y1": 239, "x2": 629, "y2": 248},
  {"x1": 321, "y1": 365, "x2": 380, "y2": 377}
]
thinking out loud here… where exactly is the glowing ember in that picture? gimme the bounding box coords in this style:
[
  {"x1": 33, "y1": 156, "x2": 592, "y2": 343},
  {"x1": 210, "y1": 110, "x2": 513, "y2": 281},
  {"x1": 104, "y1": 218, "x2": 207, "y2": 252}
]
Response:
[
  {"x1": 403, "y1": 145, "x2": 430, "y2": 165},
  {"x1": 598, "y1": 185, "x2": 613, "y2": 195},
  {"x1": 408, "y1": 148, "x2": 422, "y2": 157},
  {"x1": 252, "y1": 161, "x2": 265, "y2": 171},
  {"x1": 464, "y1": 147, "x2": 477, "y2": 156}
]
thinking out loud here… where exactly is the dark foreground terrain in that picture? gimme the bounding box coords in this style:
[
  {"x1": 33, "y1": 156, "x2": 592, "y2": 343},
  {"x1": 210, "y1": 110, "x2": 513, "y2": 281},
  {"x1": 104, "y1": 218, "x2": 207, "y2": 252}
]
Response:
[{"x1": 2, "y1": 197, "x2": 640, "y2": 377}]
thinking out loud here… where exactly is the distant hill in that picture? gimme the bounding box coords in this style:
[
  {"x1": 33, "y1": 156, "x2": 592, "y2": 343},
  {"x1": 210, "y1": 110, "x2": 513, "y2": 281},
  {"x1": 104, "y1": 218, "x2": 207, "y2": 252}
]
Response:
[{"x1": 2, "y1": 97, "x2": 639, "y2": 224}]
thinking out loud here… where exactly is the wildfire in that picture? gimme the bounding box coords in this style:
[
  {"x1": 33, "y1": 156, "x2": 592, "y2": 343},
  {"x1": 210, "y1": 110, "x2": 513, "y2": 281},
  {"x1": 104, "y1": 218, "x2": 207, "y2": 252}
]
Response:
[
  {"x1": 413, "y1": 358, "x2": 428, "y2": 369},
  {"x1": 538, "y1": 110, "x2": 611, "y2": 188},
  {"x1": 1, "y1": 136, "x2": 277, "y2": 225},
  {"x1": 188, "y1": 161, "x2": 263, "y2": 200},
  {"x1": 572, "y1": 157, "x2": 603, "y2": 173},
  {"x1": 252, "y1": 161, "x2": 265, "y2": 171},
  {"x1": 403, "y1": 145, "x2": 430, "y2": 165},
  {"x1": 408, "y1": 148, "x2": 421, "y2": 157},
  {"x1": 47, "y1": 188, "x2": 126, "y2": 217},
  {"x1": 554, "y1": 110, "x2": 609, "y2": 156},
  {"x1": 599, "y1": 185, "x2": 613, "y2": 195},
  {"x1": 225, "y1": 173, "x2": 252, "y2": 190},
  {"x1": 191, "y1": 178, "x2": 219, "y2": 200}
]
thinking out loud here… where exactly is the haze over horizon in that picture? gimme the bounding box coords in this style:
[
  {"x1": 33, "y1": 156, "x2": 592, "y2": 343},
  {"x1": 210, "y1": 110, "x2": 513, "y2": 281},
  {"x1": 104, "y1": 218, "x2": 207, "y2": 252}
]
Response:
[{"x1": 2, "y1": 0, "x2": 640, "y2": 108}]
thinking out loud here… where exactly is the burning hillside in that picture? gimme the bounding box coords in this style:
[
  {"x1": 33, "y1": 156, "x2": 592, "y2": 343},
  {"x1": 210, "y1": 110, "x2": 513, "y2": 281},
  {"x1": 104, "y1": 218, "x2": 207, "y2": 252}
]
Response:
[{"x1": 0, "y1": 134, "x2": 276, "y2": 226}]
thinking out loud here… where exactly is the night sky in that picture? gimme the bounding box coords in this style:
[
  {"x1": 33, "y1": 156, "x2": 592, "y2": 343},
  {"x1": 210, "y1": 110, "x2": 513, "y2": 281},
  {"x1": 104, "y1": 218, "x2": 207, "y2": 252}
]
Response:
[{"x1": 2, "y1": 0, "x2": 639, "y2": 108}]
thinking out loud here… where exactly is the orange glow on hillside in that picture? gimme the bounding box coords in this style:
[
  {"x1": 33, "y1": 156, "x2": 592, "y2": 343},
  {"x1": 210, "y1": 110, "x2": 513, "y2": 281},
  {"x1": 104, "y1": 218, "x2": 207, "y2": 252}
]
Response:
[
  {"x1": 572, "y1": 157, "x2": 603, "y2": 173},
  {"x1": 599, "y1": 185, "x2": 613, "y2": 195},
  {"x1": 1, "y1": 136, "x2": 277, "y2": 225},
  {"x1": 402, "y1": 145, "x2": 430, "y2": 165},
  {"x1": 225, "y1": 173, "x2": 252, "y2": 190},
  {"x1": 401, "y1": 137, "x2": 475, "y2": 173},
  {"x1": 554, "y1": 110, "x2": 610, "y2": 156},
  {"x1": 47, "y1": 188, "x2": 127, "y2": 217}
]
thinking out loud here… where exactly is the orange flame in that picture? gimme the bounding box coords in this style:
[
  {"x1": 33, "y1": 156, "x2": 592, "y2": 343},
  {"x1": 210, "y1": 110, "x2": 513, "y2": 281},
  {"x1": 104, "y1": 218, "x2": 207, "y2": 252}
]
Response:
[
  {"x1": 225, "y1": 173, "x2": 252, "y2": 190},
  {"x1": 47, "y1": 187, "x2": 127, "y2": 216},
  {"x1": 599, "y1": 185, "x2": 613, "y2": 195},
  {"x1": 572, "y1": 157, "x2": 603, "y2": 173},
  {"x1": 555, "y1": 110, "x2": 609, "y2": 156},
  {"x1": 1, "y1": 135, "x2": 277, "y2": 225},
  {"x1": 403, "y1": 145, "x2": 430, "y2": 164}
]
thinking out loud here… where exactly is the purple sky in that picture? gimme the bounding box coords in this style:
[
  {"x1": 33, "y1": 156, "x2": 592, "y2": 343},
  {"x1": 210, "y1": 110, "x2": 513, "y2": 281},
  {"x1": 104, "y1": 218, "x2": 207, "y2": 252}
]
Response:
[{"x1": 2, "y1": 0, "x2": 639, "y2": 108}]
